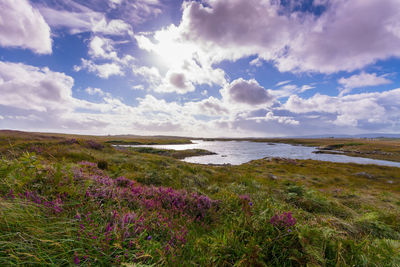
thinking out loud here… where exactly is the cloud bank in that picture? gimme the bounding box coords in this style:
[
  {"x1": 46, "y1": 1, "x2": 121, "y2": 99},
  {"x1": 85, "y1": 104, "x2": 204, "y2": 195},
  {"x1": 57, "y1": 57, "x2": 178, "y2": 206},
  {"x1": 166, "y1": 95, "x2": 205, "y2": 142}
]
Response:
[{"x1": 137, "y1": 0, "x2": 400, "y2": 74}]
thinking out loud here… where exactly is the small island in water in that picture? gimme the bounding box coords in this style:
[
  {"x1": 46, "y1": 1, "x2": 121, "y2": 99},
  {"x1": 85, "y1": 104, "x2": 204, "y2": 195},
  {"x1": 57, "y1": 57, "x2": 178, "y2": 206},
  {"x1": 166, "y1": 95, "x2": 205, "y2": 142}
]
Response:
[{"x1": 0, "y1": 130, "x2": 399, "y2": 266}]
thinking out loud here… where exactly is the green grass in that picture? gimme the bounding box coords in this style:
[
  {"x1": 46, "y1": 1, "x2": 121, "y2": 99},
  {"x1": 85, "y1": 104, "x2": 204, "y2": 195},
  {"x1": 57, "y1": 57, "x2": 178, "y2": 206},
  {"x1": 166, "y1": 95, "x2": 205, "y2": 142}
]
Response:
[
  {"x1": 119, "y1": 147, "x2": 215, "y2": 159},
  {"x1": 0, "y1": 131, "x2": 399, "y2": 266},
  {"x1": 0, "y1": 200, "x2": 78, "y2": 265}
]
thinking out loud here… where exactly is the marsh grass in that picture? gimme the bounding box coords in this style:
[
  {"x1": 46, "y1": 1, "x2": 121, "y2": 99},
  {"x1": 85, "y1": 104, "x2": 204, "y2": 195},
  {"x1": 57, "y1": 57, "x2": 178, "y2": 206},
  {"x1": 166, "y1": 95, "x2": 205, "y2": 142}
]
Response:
[
  {"x1": 0, "y1": 200, "x2": 79, "y2": 265},
  {"x1": 0, "y1": 132, "x2": 399, "y2": 266},
  {"x1": 122, "y1": 147, "x2": 215, "y2": 159}
]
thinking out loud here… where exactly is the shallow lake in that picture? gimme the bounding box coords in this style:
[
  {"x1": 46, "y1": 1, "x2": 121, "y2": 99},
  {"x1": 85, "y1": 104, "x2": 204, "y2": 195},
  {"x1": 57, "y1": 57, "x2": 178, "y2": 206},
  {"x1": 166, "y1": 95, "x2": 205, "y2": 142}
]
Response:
[{"x1": 127, "y1": 140, "x2": 400, "y2": 167}]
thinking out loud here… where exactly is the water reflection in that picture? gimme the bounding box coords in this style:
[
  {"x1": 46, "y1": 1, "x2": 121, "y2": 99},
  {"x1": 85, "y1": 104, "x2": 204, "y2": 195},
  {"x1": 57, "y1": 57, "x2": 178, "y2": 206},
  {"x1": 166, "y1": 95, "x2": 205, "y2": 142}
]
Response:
[{"x1": 126, "y1": 140, "x2": 400, "y2": 167}]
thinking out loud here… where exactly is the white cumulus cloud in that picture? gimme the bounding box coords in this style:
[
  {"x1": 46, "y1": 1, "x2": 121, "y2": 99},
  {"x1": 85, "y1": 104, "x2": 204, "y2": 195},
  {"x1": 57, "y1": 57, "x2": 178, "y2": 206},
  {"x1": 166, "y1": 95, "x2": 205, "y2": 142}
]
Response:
[
  {"x1": 74, "y1": 59, "x2": 123, "y2": 79},
  {"x1": 0, "y1": 61, "x2": 73, "y2": 112},
  {"x1": 283, "y1": 89, "x2": 400, "y2": 128},
  {"x1": 38, "y1": 5, "x2": 132, "y2": 36},
  {"x1": 0, "y1": 0, "x2": 52, "y2": 54},
  {"x1": 338, "y1": 72, "x2": 392, "y2": 95},
  {"x1": 85, "y1": 87, "x2": 105, "y2": 96}
]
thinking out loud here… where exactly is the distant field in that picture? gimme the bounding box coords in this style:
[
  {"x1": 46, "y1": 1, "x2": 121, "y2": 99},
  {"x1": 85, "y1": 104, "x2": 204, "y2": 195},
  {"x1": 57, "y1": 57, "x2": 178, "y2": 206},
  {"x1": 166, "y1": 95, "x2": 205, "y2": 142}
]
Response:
[
  {"x1": 0, "y1": 130, "x2": 192, "y2": 145},
  {"x1": 2, "y1": 130, "x2": 399, "y2": 161},
  {"x1": 0, "y1": 130, "x2": 399, "y2": 266}
]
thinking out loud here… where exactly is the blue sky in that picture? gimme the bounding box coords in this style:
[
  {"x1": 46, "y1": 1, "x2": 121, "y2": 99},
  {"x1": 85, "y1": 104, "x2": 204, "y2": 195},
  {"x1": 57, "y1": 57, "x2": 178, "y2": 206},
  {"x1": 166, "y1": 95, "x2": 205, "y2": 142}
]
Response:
[{"x1": 0, "y1": 0, "x2": 400, "y2": 137}]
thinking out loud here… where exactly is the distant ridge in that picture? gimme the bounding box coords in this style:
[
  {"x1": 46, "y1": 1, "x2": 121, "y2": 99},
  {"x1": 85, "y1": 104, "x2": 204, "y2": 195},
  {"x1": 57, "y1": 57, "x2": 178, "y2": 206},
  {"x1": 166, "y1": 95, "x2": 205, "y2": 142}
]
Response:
[
  {"x1": 0, "y1": 129, "x2": 398, "y2": 139},
  {"x1": 288, "y1": 133, "x2": 400, "y2": 139}
]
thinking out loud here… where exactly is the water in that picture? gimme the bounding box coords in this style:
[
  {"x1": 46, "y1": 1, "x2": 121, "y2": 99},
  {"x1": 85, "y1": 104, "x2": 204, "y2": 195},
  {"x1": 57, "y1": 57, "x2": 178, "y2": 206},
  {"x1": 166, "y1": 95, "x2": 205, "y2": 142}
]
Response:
[{"x1": 125, "y1": 140, "x2": 400, "y2": 167}]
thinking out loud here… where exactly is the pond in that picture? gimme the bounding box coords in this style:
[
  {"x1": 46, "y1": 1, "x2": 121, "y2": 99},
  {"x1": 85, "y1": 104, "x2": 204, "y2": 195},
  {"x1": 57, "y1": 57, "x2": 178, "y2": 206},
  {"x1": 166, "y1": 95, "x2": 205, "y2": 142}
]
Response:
[{"x1": 126, "y1": 140, "x2": 400, "y2": 167}]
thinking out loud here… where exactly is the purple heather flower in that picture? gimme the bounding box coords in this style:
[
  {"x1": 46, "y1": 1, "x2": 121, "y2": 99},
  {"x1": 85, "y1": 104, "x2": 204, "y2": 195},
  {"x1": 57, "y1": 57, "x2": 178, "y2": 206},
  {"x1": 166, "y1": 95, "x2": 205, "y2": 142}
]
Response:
[
  {"x1": 270, "y1": 211, "x2": 296, "y2": 229},
  {"x1": 73, "y1": 255, "x2": 80, "y2": 265},
  {"x1": 240, "y1": 194, "x2": 250, "y2": 201},
  {"x1": 105, "y1": 223, "x2": 112, "y2": 233},
  {"x1": 9, "y1": 190, "x2": 15, "y2": 199},
  {"x1": 147, "y1": 235, "x2": 152, "y2": 240}
]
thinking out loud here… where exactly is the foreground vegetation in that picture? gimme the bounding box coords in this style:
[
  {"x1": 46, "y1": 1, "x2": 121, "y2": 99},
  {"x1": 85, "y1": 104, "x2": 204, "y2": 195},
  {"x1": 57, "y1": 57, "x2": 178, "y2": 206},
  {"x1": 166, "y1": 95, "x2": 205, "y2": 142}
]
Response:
[{"x1": 0, "y1": 131, "x2": 399, "y2": 266}]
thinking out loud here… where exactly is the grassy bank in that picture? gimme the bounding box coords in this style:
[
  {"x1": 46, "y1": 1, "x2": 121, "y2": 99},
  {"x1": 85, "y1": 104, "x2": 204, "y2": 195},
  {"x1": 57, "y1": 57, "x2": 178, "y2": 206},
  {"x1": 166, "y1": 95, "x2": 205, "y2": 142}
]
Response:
[
  {"x1": 0, "y1": 131, "x2": 399, "y2": 266},
  {"x1": 116, "y1": 146, "x2": 216, "y2": 159}
]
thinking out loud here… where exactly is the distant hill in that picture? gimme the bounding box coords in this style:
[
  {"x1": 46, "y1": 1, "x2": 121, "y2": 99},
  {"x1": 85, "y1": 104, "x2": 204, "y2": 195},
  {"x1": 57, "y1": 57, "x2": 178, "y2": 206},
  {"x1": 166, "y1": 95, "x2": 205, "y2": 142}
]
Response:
[
  {"x1": 0, "y1": 129, "x2": 399, "y2": 140},
  {"x1": 289, "y1": 133, "x2": 400, "y2": 139}
]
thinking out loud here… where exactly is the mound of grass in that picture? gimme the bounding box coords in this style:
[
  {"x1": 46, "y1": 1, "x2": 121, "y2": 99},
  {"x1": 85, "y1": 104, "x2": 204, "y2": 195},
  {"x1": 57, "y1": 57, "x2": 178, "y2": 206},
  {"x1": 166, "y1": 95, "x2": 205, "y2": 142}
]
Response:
[{"x1": 124, "y1": 147, "x2": 215, "y2": 159}]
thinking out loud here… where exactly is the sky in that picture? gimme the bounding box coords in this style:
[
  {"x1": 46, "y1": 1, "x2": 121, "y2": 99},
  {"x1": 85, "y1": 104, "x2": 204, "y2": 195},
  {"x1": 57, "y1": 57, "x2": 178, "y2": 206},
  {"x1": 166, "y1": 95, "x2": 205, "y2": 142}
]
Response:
[{"x1": 0, "y1": 0, "x2": 400, "y2": 137}]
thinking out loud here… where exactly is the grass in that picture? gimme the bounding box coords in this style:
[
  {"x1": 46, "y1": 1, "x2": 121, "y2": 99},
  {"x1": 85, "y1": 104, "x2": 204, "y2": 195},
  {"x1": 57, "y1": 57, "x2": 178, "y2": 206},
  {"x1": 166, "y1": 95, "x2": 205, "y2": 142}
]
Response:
[
  {"x1": 0, "y1": 131, "x2": 399, "y2": 266},
  {"x1": 116, "y1": 147, "x2": 216, "y2": 159}
]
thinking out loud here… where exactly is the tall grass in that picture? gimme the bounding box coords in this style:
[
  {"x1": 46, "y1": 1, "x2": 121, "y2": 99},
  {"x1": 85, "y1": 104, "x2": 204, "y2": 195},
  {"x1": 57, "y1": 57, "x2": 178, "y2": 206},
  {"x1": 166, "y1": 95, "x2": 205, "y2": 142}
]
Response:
[{"x1": 0, "y1": 135, "x2": 399, "y2": 266}]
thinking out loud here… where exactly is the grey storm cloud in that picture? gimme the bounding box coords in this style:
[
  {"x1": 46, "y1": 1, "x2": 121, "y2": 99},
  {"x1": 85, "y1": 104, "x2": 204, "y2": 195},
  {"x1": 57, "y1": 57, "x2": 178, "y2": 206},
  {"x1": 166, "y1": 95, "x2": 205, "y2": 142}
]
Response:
[
  {"x1": 168, "y1": 72, "x2": 187, "y2": 89},
  {"x1": 225, "y1": 78, "x2": 274, "y2": 106},
  {"x1": 159, "y1": 71, "x2": 195, "y2": 94}
]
